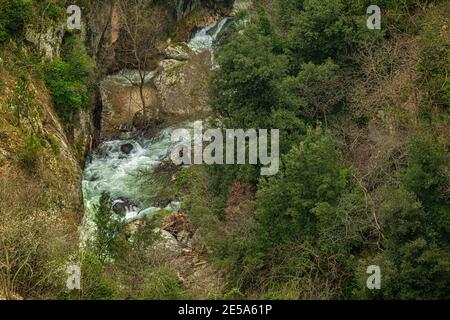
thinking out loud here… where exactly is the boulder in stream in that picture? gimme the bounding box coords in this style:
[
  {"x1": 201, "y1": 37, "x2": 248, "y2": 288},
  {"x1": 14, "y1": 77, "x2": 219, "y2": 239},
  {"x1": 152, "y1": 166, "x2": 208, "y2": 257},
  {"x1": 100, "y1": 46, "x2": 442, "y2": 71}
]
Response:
[
  {"x1": 112, "y1": 198, "x2": 136, "y2": 217},
  {"x1": 120, "y1": 143, "x2": 134, "y2": 155}
]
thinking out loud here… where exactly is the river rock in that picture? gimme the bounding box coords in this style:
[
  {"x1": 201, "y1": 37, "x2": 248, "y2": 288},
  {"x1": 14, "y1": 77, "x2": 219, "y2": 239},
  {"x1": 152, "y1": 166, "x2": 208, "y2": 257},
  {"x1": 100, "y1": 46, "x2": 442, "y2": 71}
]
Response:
[
  {"x1": 155, "y1": 228, "x2": 182, "y2": 254},
  {"x1": 120, "y1": 143, "x2": 134, "y2": 155},
  {"x1": 177, "y1": 230, "x2": 192, "y2": 248},
  {"x1": 112, "y1": 198, "x2": 137, "y2": 217},
  {"x1": 112, "y1": 200, "x2": 127, "y2": 216},
  {"x1": 154, "y1": 51, "x2": 211, "y2": 119},
  {"x1": 86, "y1": 172, "x2": 100, "y2": 182},
  {"x1": 164, "y1": 44, "x2": 192, "y2": 61}
]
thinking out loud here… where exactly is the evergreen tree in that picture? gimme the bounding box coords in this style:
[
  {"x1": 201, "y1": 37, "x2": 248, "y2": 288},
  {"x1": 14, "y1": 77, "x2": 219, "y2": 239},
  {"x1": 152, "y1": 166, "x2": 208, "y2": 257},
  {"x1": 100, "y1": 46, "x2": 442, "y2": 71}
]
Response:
[{"x1": 93, "y1": 192, "x2": 126, "y2": 263}]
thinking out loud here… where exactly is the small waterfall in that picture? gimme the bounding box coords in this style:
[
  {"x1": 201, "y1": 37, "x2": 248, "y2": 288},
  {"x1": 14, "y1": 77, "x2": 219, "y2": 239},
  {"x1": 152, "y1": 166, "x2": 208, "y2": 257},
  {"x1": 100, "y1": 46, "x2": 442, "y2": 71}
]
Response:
[{"x1": 188, "y1": 17, "x2": 230, "y2": 52}]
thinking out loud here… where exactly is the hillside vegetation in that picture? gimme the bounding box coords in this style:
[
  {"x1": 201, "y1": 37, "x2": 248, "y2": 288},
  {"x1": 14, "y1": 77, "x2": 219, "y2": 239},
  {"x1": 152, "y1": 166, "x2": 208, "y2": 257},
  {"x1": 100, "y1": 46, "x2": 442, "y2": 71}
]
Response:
[
  {"x1": 173, "y1": 0, "x2": 450, "y2": 299},
  {"x1": 0, "y1": 0, "x2": 448, "y2": 300}
]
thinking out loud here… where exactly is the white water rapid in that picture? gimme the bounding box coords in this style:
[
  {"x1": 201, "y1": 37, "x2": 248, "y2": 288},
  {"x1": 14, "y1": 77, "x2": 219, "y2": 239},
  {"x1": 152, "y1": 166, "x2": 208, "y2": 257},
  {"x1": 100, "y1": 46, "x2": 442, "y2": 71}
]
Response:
[{"x1": 187, "y1": 17, "x2": 230, "y2": 52}]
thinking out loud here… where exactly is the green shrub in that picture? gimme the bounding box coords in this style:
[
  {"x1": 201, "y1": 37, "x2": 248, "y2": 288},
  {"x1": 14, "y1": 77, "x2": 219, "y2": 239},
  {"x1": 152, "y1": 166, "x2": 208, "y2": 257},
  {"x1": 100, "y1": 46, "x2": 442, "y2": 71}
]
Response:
[
  {"x1": 44, "y1": 60, "x2": 89, "y2": 121},
  {"x1": 0, "y1": 29, "x2": 8, "y2": 43},
  {"x1": 286, "y1": 0, "x2": 383, "y2": 65},
  {"x1": 256, "y1": 127, "x2": 351, "y2": 243},
  {"x1": 44, "y1": 35, "x2": 95, "y2": 123},
  {"x1": 356, "y1": 135, "x2": 450, "y2": 299},
  {"x1": 19, "y1": 133, "x2": 44, "y2": 173},
  {"x1": 402, "y1": 136, "x2": 449, "y2": 213},
  {"x1": 79, "y1": 251, "x2": 116, "y2": 300},
  {"x1": 223, "y1": 288, "x2": 245, "y2": 300},
  {"x1": 212, "y1": 19, "x2": 288, "y2": 129},
  {"x1": 279, "y1": 59, "x2": 344, "y2": 122},
  {"x1": 61, "y1": 35, "x2": 96, "y2": 82},
  {"x1": 45, "y1": 2, "x2": 65, "y2": 21},
  {"x1": 139, "y1": 267, "x2": 184, "y2": 300},
  {"x1": 0, "y1": 0, "x2": 33, "y2": 42},
  {"x1": 92, "y1": 192, "x2": 127, "y2": 263},
  {"x1": 356, "y1": 188, "x2": 450, "y2": 299},
  {"x1": 274, "y1": 0, "x2": 304, "y2": 29}
]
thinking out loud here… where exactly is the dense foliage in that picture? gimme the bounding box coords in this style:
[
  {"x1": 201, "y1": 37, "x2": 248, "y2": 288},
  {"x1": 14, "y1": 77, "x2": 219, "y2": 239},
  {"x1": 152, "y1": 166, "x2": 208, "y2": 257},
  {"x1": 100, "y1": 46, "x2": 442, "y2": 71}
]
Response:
[
  {"x1": 178, "y1": 0, "x2": 450, "y2": 299},
  {"x1": 44, "y1": 35, "x2": 96, "y2": 124},
  {"x1": 0, "y1": 0, "x2": 33, "y2": 42},
  {"x1": 0, "y1": 0, "x2": 448, "y2": 300}
]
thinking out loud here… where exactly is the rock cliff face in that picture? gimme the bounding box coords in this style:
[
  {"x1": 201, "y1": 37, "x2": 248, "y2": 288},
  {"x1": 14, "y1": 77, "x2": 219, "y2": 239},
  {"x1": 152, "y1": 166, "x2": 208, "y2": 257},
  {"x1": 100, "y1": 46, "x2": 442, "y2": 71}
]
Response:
[
  {"x1": 92, "y1": 1, "x2": 231, "y2": 138},
  {"x1": 0, "y1": 62, "x2": 84, "y2": 229},
  {"x1": 173, "y1": 0, "x2": 233, "y2": 21},
  {"x1": 25, "y1": 24, "x2": 66, "y2": 60},
  {"x1": 84, "y1": 1, "x2": 120, "y2": 73},
  {"x1": 97, "y1": 46, "x2": 212, "y2": 138},
  {"x1": 155, "y1": 47, "x2": 212, "y2": 121},
  {"x1": 99, "y1": 71, "x2": 159, "y2": 139}
]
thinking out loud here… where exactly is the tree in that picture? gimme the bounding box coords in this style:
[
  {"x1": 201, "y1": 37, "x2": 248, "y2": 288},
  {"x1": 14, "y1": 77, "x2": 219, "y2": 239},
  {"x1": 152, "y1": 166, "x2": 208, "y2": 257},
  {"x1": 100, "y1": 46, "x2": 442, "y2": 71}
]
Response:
[
  {"x1": 92, "y1": 192, "x2": 126, "y2": 263},
  {"x1": 279, "y1": 60, "x2": 345, "y2": 123},
  {"x1": 274, "y1": 0, "x2": 305, "y2": 30},
  {"x1": 286, "y1": 0, "x2": 382, "y2": 65},
  {"x1": 77, "y1": 251, "x2": 115, "y2": 300},
  {"x1": 116, "y1": 0, "x2": 165, "y2": 119},
  {"x1": 211, "y1": 18, "x2": 288, "y2": 129},
  {"x1": 256, "y1": 127, "x2": 351, "y2": 243},
  {"x1": 402, "y1": 136, "x2": 449, "y2": 215},
  {"x1": 357, "y1": 188, "x2": 450, "y2": 299}
]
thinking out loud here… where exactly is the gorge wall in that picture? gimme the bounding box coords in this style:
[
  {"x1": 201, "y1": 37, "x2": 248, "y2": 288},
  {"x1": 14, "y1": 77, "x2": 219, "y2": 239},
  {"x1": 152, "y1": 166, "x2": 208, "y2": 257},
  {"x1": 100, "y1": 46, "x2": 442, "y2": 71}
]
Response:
[{"x1": 86, "y1": 0, "x2": 233, "y2": 139}]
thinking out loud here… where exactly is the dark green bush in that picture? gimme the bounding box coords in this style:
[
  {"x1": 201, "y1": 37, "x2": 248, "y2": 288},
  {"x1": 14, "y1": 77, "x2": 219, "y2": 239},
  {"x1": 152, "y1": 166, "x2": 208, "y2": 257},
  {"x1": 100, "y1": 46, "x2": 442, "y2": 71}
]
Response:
[
  {"x1": 92, "y1": 192, "x2": 127, "y2": 263},
  {"x1": 279, "y1": 59, "x2": 345, "y2": 122},
  {"x1": 139, "y1": 267, "x2": 185, "y2": 300},
  {"x1": 356, "y1": 187, "x2": 450, "y2": 299},
  {"x1": 417, "y1": 2, "x2": 450, "y2": 110},
  {"x1": 79, "y1": 251, "x2": 116, "y2": 300},
  {"x1": 256, "y1": 127, "x2": 351, "y2": 244},
  {"x1": 44, "y1": 36, "x2": 95, "y2": 122},
  {"x1": 0, "y1": 0, "x2": 33, "y2": 42},
  {"x1": 285, "y1": 0, "x2": 383, "y2": 65},
  {"x1": 44, "y1": 60, "x2": 89, "y2": 121}
]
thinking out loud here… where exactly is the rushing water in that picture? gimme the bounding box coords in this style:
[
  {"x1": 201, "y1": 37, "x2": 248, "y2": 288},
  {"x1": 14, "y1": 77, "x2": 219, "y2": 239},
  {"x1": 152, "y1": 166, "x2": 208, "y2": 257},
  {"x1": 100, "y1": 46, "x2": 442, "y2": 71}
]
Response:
[
  {"x1": 81, "y1": 18, "x2": 230, "y2": 241},
  {"x1": 83, "y1": 130, "x2": 174, "y2": 215},
  {"x1": 81, "y1": 130, "x2": 180, "y2": 242},
  {"x1": 188, "y1": 17, "x2": 230, "y2": 52}
]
